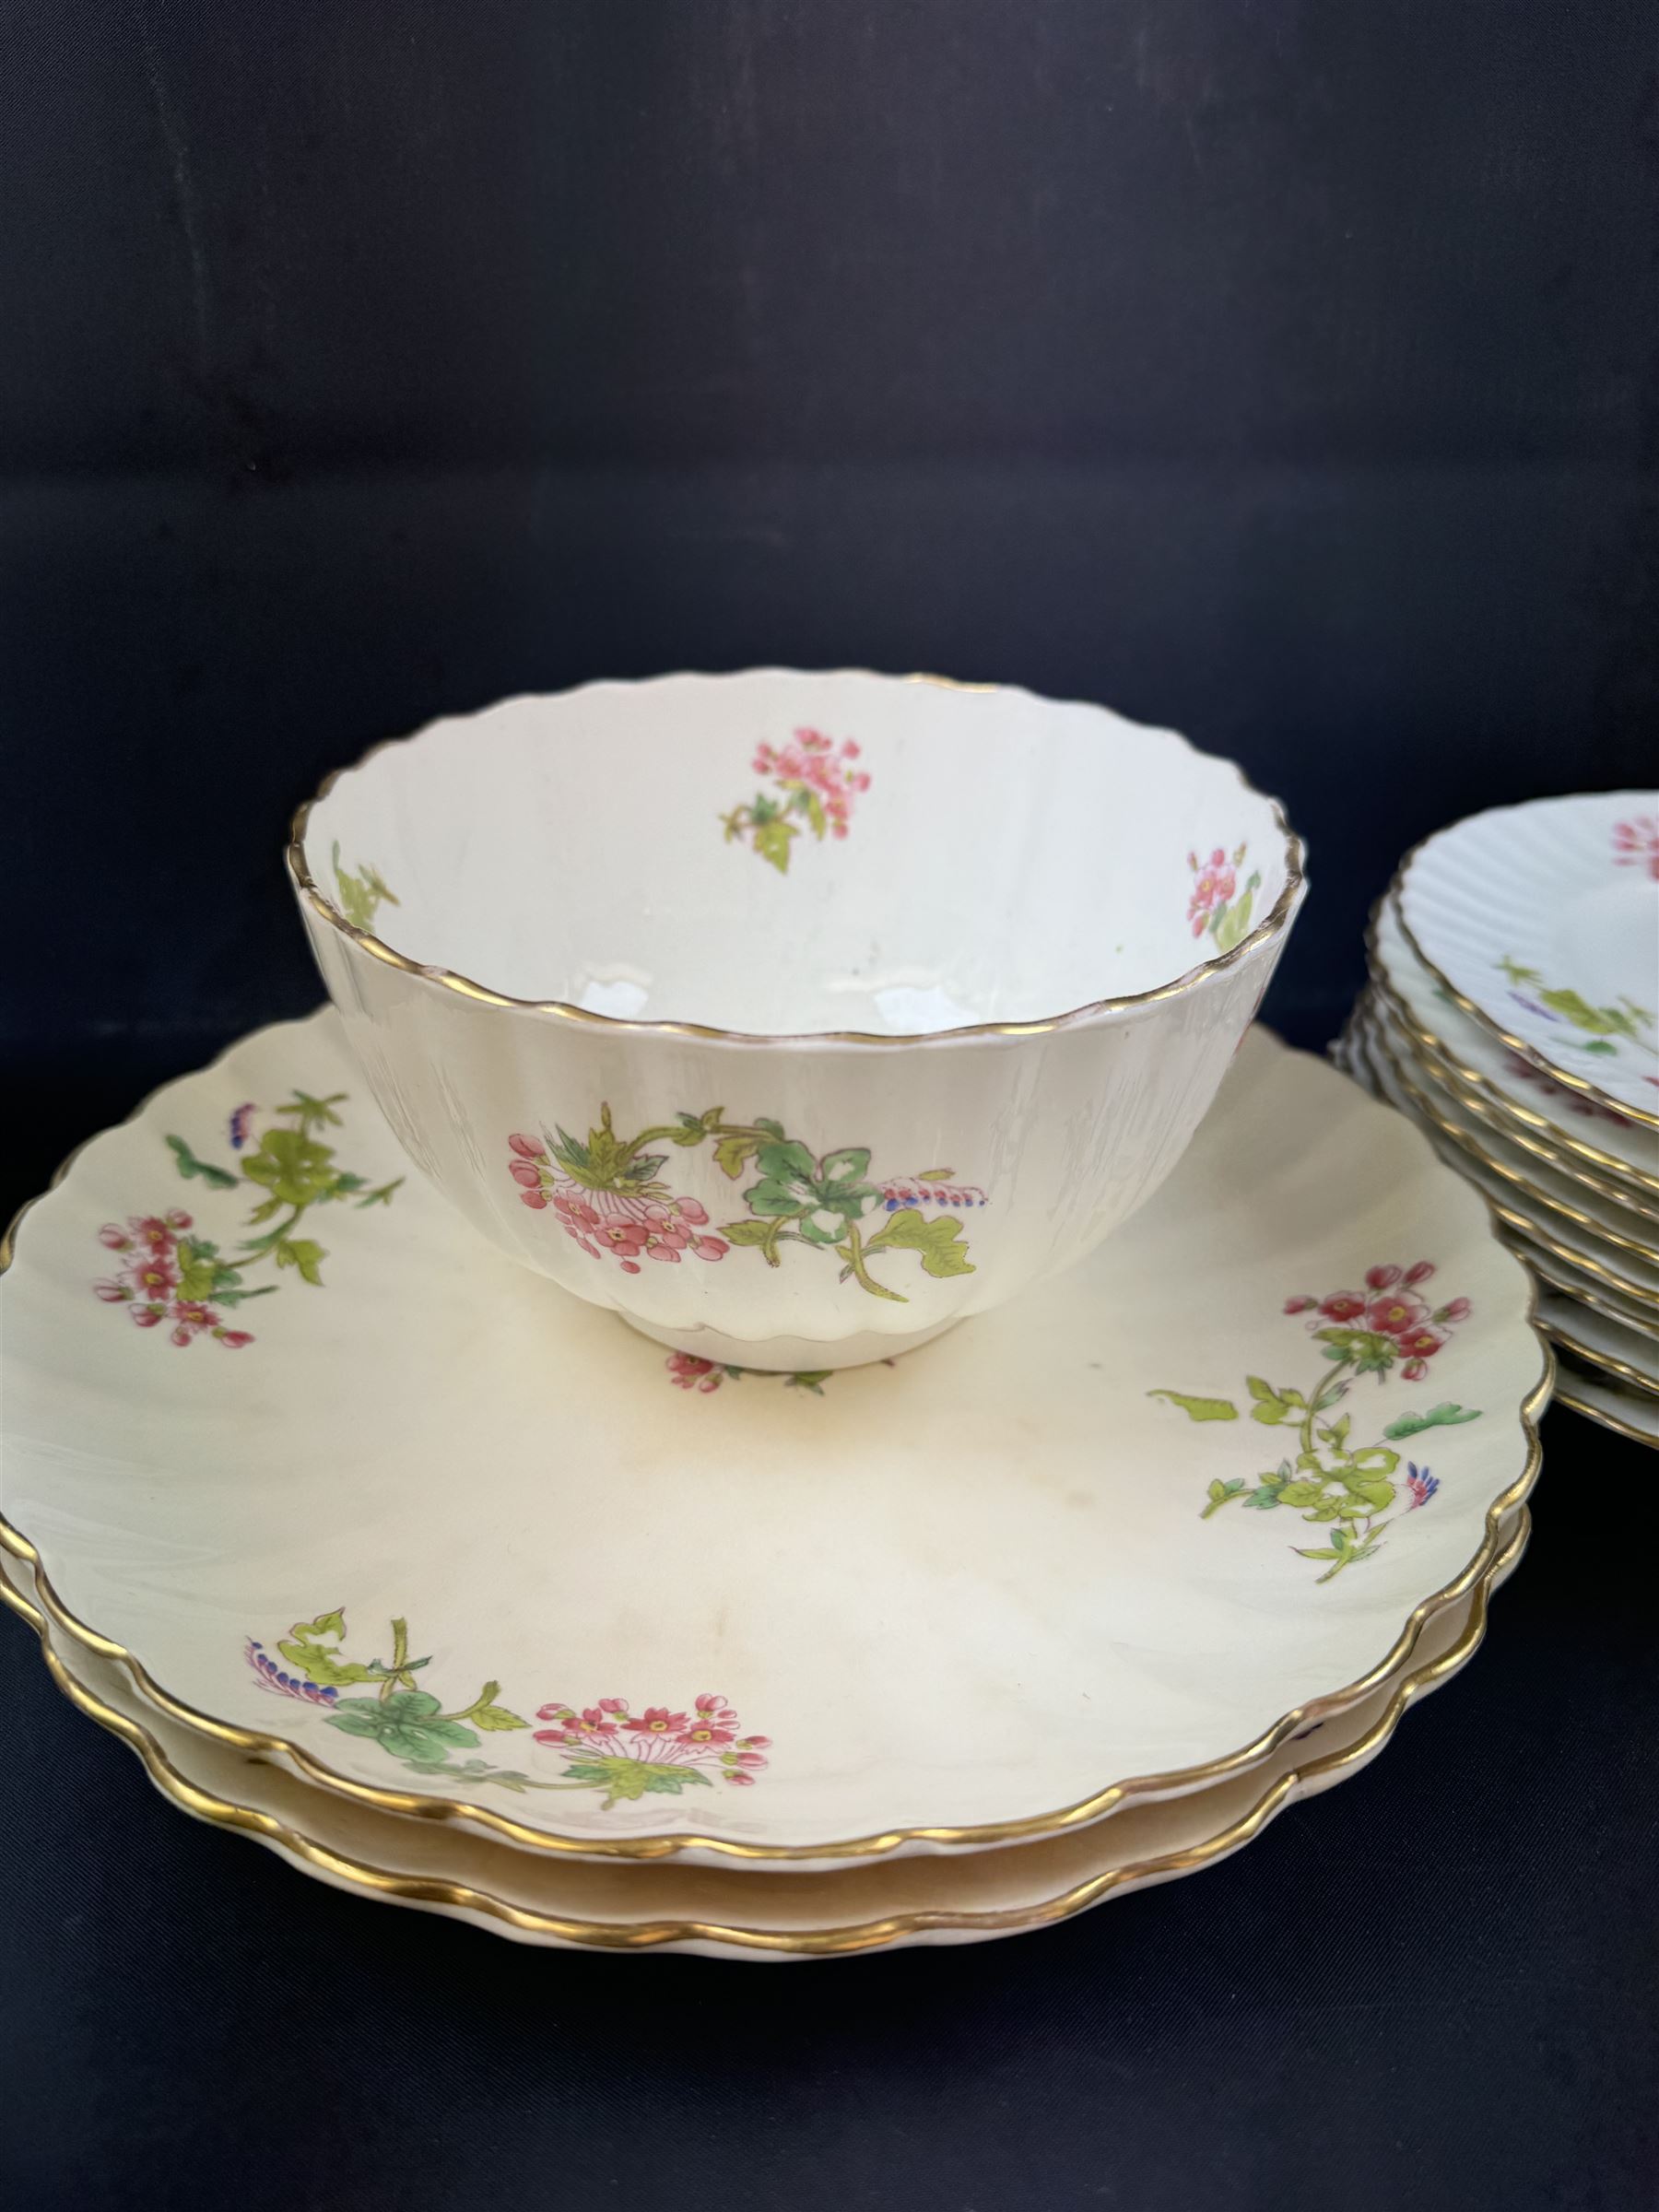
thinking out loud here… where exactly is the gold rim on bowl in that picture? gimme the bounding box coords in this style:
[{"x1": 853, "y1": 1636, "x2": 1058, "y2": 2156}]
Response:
[{"x1": 286, "y1": 670, "x2": 1307, "y2": 1049}]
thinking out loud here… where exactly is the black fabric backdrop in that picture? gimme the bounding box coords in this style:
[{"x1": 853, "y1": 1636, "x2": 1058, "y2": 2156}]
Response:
[{"x1": 2, "y1": 5, "x2": 1655, "y2": 2206}]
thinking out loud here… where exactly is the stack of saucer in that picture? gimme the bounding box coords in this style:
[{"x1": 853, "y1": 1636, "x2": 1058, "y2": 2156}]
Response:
[
  {"x1": 0, "y1": 674, "x2": 1552, "y2": 1955},
  {"x1": 1336, "y1": 792, "x2": 1659, "y2": 1446}
]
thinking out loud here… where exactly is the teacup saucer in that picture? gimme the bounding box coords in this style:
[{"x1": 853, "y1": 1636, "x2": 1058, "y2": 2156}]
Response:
[
  {"x1": 0, "y1": 1514, "x2": 1528, "y2": 1958},
  {"x1": 0, "y1": 1012, "x2": 1547, "y2": 1869}
]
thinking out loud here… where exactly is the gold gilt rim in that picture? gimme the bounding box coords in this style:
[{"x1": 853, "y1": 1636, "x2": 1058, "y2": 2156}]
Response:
[
  {"x1": 1551, "y1": 1371, "x2": 1658, "y2": 1447},
  {"x1": 1368, "y1": 1001, "x2": 1658, "y2": 1266},
  {"x1": 1536, "y1": 1313, "x2": 1659, "y2": 1403},
  {"x1": 1365, "y1": 894, "x2": 1659, "y2": 1203},
  {"x1": 0, "y1": 1513, "x2": 1530, "y2": 1955},
  {"x1": 1386, "y1": 985, "x2": 1659, "y2": 1227},
  {"x1": 1388, "y1": 837, "x2": 1659, "y2": 1134},
  {"x1": 1365, "y1": 1009, "x2": 1659, "y2": 1315},
  {"x1": 1510, "y1": 1230, "x2": 1658, "y2": 1334},
  {"x1": 285, "y1": 669, "x2": 1307, "y2": 1049},
  {"x1": 0, "y1": 1021, "x2": 1557, "y2": 1866},
  {"x1": 0, "y1": 1015, "x2": 1553, "y2": 1862}
]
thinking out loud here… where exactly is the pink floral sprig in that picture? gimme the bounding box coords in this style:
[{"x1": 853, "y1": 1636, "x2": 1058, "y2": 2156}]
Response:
[
  {"x1": 1283, "y1": 1260, "x2": 1471, "y2": 1382},
  {"x1": 533, "y1": 1694, "x2": 771, "y2": 1787},
  {"x1": 1186, "y1": 845, "x2": 1241, "y2": 935},
  {"x1": 93, "y1": 1214, "x2": 254, "y2": 1349},
  {"x1": 508, "y1": 1133, "x2": 728, "y2": 1273},
  {"x1": 1612, "y1": 815, "x2": 1659, "y2": 881},
  {"x1": 752, "y1": 728, "x2": 870, "y2": 840}
]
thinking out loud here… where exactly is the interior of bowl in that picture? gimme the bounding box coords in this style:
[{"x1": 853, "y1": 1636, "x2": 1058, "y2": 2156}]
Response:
[{"x1": 299, "y1": 671, "x2": 1295, "y2": 1037}]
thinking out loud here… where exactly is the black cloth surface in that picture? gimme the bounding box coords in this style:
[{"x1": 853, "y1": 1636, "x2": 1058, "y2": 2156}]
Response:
[{"x1": 3, "y1": 3, "x2": 1656, "y2": 2206}]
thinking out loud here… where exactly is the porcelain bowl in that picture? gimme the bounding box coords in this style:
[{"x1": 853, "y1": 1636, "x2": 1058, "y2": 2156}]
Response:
[{"x1": 288, "y1": 670, "x2": 1305, "y2": 1368}]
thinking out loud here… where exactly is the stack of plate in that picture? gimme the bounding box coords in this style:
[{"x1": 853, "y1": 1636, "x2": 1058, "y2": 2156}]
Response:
[
  {"x1": 1335, "y1": 791, "x2": 1659, "y2": 1447},
  {"x1": 1, "y1": 1010, "x2": 1547, "y2": 1956}
]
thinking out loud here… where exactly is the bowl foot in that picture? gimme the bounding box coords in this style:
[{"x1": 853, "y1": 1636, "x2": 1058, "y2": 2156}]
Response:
[{"x1": 616, "y1": 1310, "x2": 965, "y2": 1373}]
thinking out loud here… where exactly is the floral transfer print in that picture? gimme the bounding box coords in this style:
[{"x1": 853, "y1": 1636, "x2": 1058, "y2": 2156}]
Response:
[
  {"x1": 534, "y1": 1696, "x2": 771, "y2": 1804},
  {"x1": 1496, "y1": 956, "x2": 1654, "y2": 1063},
  {"x1": 246, "y1": 1610, "x2": 769, "y2": 1805},
  {"x1": 1151, "y1": 1261, "x2": 1481, "y2": 1583},
  {"x1": 511, "y1": 1107, "x2": 978, "y2": 1303},
  {"x1": 666, "y1": 1353, "x2": 832, "y2": 1395},
  {"x1": 332, "y1": 844, "x2": 399, "y2": 933},
  {"x1": 1187, "y1": 842, "x2": 1262, "y2": 953},
  {"x1": 93, "y1": 1092, "x2": 401, "y2": 1349},
  {"x1": 722, "y1": 728, "x2": 870, "y2": 873},
  {"x1": 1613, "y1": 814, "x2": 1659, "y2": 881}
]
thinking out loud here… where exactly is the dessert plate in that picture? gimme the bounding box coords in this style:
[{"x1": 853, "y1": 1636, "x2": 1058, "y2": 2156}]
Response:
[
  {"x1": 1370, "y1": 894, "x2": 1659, "y2": 1201},
  {"x1": 1364, "y1": 1006, "x2": 1659, "y2": 1312},
  {"x1": 0, "y1": 1013, "x2": 1547, "y2": 1868},
  {"x1": 1367, "y1": 1000, "x2": 1658, "y2": 1266},
  {"x1": 1551, "y1": 1361, "x2": 1659, "y2": 1447},
  {"x1": 0, "y1": 1516, "x2": 1529, "y2": 1958},
  {"x1": 1507, "y1": 1230, "x2": 1657, "y2": 1336},
  {"x1": 1395, "y1": 793, "x2": 1659, "y2": 1124},
  {"x1": 1533, "y1": 1294, "x2": 1657, "y2": 1399}
]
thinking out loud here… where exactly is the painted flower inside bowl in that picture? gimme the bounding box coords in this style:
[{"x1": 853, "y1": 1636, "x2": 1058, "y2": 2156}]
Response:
[{"x1": 288, "y1": 671, "x2": 1305, "y2": 1369}]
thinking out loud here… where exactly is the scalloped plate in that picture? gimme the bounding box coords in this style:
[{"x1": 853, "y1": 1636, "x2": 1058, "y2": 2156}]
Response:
[
  {"x1": 1396, "y1": 793, "x2": 1659, "y2": 1124},
  {"x1": 0, "y1": 1519, "x2": 1528, "y2": 1958},
  {"x1": 1371, "y1": 892, "x2": 1659, "y2": 1201},
  {"x1": 0, "y1": 1012, "x2": 1546, "y2": 1869}
]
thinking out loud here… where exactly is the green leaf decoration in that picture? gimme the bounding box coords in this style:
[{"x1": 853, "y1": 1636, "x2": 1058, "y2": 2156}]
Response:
[
  {"x1": 277, "y1": 1090, "x2": 347, "y2": 1131},
  {"x1": 865, "y1": 1208, "x2": 975, "y2": 1278},
  {"x1": 280, "y1": 1642, "x2": 380, "y2": 1688},
  {"x1": 1212, "y1": 879, "x2": 1257, "y2": 953},
  {"x1": 468, "y1": 1686, "x2": 528, "y2": 1733},
  {"x1": 714, "y1": 1133, "x2": 761, "y2": 1179},
  {"x1": 165, "y1": 1135, "x2": 239, "y2": 1190},
  {"x1": 242, "y1": 1127, "x2": 342, "y2": 1208},
  {"x1": 1148, "y1": 1391, "x2": 1239, "y2": 1422},
  {"x1": 355, "y1": 1179, "x2": 403, "y2": 1209},
  {"x1": 721, "y1": 1218, "x2": 785, "y2": 1265},
  {"x1": 1347, "y1": 1445, "x2": 1400, "y2": 1475},
  {"x1": 1276, "y1": 1479, "x2": 1324, "y2": 1508},
  {"x1": 275, "y1": 1237, "x2": 326, "y2": 1286},
  {"x1": 819, "y1": 1147, "x2": 872, "y2": 1183},
  {"x1": 1244, "y1": 1487, "x2": 1282, "y2": 1510},
  {"x1": 755, "y1": 1138, "x2": 818, "y2": 1185},
  {"x1": 754, "y1": 817, "x2": 797, "y2": 873},
  {"x1": 753, "y1": 1117, "x2": 785, "y2": 1139},
  {"x1": 1382, "y1": 1403, "x2": 1482, "y2": 1440},
  {"x1": 1342, "y1": 1477, "x2": 1396, "y2": 1512}
]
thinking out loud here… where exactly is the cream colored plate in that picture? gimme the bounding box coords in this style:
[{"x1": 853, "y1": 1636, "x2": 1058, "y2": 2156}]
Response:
[
  {"x1": 1371, "y1": 893, "x2": 1659, "y2": 1201},
  {"x1": 1363, "y1": 1004, "x2": 1659, "y2": 1315},
  {"x1": 1533, "y1": 1294, "x2": 1657, "y2": 1400},
  {"x1": 0, "y1": 1012, "x2": 1546, "y2": 1869},
  {"x1": 0, "y1": 1517, "x2": 1528, "y2": 1958},
  {"x1": 1551, "y1": 1361, "x2": 1659, "y2": 1448},
  {"x1": 1395, "y1": 792, "x2": 1659, "y2": 1124}
]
